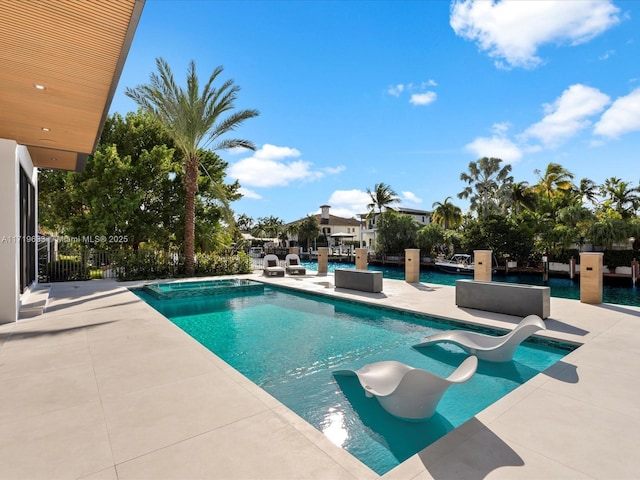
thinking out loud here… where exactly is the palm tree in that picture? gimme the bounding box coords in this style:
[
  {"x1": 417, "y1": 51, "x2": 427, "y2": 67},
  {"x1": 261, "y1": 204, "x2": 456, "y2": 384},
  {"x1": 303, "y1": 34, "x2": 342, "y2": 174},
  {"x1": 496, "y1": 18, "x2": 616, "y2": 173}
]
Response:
[
  {"x1": 576, "y1": 177, "x2": 599, "y2": 208},
  {"x1": 600, "y1": 177, "x2": 640, "y2": 218},
  {"x1": 431, "y1": 196, "x2": 462, "y2": 230},
  {"x1": 508, "y1": 181, "x2": 536, "y2": 214},
  {"x1": 458, "y1": 157, "x2": 513, "y2": 218},
  {"x1": 126, "y1": 58, "x2": 259, "y2": 276},
  {"x1": 236, "y1": 214, "x2": 254, "y2": 232},
  {"x1": 366, "y1": 183, "x2": 400, "y2": 219},
  {"x1": 532, "y1": 163, "x2": 575, "y2": 202},
  {"x1": 297, "y1": 215, "x2": 320, "y2": 252}
]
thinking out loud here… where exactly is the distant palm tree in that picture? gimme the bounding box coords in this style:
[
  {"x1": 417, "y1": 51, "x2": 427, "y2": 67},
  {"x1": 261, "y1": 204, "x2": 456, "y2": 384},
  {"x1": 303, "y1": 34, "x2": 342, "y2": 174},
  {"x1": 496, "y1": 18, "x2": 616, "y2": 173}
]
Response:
[
  {"x1": 126, "y1": 58, "x2": 259, "y2": 276},
  {"x1": 600, "y1": 177, "x2": 640, "y2": 218},
  {"x1": 532, "y1": 163, "x2": 574, "y2": 201},
  {"x1": 576, "y1": 177, "x2": 599, "y2": 208},
  {"x1": 508, "y1": 181, "x2": 536, "y2": 215},
  {"x1": 297, "y1": 215, "x2": 320, "y2": 252},
  {"x1": 431, "y1": 196, "x2": 462, "y2": 230},
  {"x1": 458, "y1": 157, "x2": 513, "y2": 218},
  {"x1": 366, "y1": 183, "x2": 400, "y2": 220},
  {"x1": 236, "y1": 213, "x2": 254, "y2": 232}
]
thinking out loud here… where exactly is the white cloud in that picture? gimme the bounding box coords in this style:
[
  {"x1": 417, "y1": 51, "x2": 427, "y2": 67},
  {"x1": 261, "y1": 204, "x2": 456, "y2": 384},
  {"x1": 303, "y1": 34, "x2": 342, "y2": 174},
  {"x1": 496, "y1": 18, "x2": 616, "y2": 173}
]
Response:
[
  {"x1": 327, "y1": 190, "x2": 371, "y2": 218},
  {"x1": 598, "y1": 49, "x2": 616, "y2": 60},
  {"x1": 522, "y1": 84, "x2": 610, "y2": 146},
  {"x1": 465, "y1": 136, "x2": 523, "y2": 163},
  {"x1": 238, "y1": 187, "x2": 262, "y2": 200},
  {"x1": 228, "y1": 144, "x2": 341, "y2": 188},
  {"x1": 492, "y1": 122, "x2": 511, "y2": 135},
  {"x1": 323, "y1": 166, "x2": 347, "y2": 175},
  {"x1": 593, "y1": 88, "x2": 640, "y2": 138},
  {"x1": 388, "y1": 84, "x2": 405, "y2": 96},
  {"x1": 401, "y1": 191, "x2": 423, "y2": 205},
  {"x1": 253, "y1": 144, "x2": 301, "y2": 160},
  {"x1": 450, "y1": 0, "x2": 620, "y2": 69},
  {"x1": 388, "y1": 81, "x2": 438, "y2": 106},
  {"x1": 410, "y1": 91, "x2": 438, "y2": 106}
]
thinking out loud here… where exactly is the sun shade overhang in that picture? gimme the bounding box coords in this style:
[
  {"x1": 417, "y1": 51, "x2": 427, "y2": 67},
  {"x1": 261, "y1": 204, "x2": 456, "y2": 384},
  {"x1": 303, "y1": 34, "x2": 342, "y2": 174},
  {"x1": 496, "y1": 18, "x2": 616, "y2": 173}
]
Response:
[{"x1": 0, "y1": 0, "x2": 145, "y2": 171}]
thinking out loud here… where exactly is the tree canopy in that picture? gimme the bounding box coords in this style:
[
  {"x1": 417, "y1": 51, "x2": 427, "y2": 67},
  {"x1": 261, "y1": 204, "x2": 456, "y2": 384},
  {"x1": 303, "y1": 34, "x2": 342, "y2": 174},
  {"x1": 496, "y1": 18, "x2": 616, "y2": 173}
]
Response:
[{"x1": 38, "y1": 110, "x2": 242, "y2": 253}]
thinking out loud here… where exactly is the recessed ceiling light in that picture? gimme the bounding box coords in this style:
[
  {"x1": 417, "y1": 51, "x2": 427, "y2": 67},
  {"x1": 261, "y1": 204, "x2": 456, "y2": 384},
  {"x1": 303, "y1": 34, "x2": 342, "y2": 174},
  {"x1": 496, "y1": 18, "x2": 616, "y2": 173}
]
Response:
[
  {"x1": 50, "y1": 158, "x2": 57, "y2": 162},
  {"x1": 34, "y1": 84, "x2": 46, "y2": 90},
  {"x1": 41, "y1": 127, "x2": 50, "y2": 132}
]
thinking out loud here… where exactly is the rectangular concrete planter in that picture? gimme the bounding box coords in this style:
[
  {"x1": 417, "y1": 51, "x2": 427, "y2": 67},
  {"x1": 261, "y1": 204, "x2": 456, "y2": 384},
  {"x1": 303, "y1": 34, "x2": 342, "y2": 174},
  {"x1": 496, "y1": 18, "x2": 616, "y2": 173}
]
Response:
[
  {"x1": 335, "y1": 269, "x2": 383, "y2": 293},
  {"x1": 455, "y1": 279, "x2": 550, "y2": 319}
]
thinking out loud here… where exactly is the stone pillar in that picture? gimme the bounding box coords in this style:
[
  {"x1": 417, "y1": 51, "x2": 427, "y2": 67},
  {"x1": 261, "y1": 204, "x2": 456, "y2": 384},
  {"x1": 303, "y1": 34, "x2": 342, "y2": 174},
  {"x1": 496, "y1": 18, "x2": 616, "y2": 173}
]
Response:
[
  {"x1": 405, "y1": 249, "x2": 420, "y2": 283},
  {"x1": 474, "y1": 250, "x2": 492, "y2": 282},
  {"x1": 317, "y1": 247, "x2": 329, "y2": 275},
  {"x1": 288, "y1": 246, "x2": 299, "y2": 255},
  {"x1": 632, "y1": 258, "x2": 639, "y2": 286},
  {"x1": 355, "y1": 248, "x2": 368, "y2": 270},
  {"x1": 580, "y1": 252, "x2": 603, "y2": 304}
]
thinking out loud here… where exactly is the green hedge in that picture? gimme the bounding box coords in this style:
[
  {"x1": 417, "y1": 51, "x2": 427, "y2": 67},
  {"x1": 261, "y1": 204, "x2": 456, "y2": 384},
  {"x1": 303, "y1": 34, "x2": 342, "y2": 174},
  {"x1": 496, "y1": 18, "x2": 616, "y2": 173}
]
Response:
[
  {"x1": 603, "y1": 250, "x2": 640, "y2": 269},
  {"x1": 114, "y1": 250, "x2": 253, "y2": 281}
]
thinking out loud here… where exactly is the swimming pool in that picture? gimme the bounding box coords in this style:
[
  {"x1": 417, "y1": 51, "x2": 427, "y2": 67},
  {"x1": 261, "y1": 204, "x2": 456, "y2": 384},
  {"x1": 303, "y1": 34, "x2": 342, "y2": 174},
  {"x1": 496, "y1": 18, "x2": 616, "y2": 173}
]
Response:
[{"x1": 134, "y1": 281, "x2": 574, "y2": 475}]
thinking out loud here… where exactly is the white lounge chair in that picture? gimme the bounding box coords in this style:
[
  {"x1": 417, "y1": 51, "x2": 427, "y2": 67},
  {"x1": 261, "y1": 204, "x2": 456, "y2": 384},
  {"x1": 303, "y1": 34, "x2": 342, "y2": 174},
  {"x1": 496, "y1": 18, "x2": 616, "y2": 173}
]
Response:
[
  {"x1": 263, "y1": 254, "x2": 285, "y2": 277},
  {"x1": 334, "y1": 356, "x2": 477, "y2": 422},
  {"x1": 413, "y1": 315, "x2": 546, "y2": 362},
  {"x1": 285, "y1": 253, "x2": 306, "y2": 275}
]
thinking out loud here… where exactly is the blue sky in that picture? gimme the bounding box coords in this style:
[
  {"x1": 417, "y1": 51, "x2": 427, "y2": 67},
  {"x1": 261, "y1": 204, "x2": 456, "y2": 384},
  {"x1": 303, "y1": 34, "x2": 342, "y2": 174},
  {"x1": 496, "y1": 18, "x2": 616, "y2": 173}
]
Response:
[{"x1": 109, "y1": 0, "x2": 640, "y2": 223}]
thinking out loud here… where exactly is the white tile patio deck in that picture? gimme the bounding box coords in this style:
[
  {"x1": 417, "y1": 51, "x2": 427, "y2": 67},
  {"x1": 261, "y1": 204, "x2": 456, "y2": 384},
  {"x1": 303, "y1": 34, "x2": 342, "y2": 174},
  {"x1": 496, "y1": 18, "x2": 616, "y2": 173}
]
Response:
[{"x1": 1, "y1": 272, "x2": 639, "y2": 479}]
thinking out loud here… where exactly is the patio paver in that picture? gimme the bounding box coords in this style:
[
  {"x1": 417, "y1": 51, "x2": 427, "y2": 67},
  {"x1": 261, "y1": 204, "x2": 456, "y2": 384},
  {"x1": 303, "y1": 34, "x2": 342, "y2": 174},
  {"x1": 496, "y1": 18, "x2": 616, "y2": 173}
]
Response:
[{"x1": 1, "y1": 273, "x2": 639, "y2": 479}]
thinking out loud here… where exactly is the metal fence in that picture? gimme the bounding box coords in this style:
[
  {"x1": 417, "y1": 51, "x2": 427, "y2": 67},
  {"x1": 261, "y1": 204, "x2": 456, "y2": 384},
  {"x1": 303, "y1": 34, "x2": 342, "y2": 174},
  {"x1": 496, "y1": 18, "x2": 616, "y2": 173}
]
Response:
[
  {"x1": 38, "y1": 241, "x2": 252, "y2": 282},
  {"x1": 38, "y1": 243, "x2": 119, "y2": 282}
]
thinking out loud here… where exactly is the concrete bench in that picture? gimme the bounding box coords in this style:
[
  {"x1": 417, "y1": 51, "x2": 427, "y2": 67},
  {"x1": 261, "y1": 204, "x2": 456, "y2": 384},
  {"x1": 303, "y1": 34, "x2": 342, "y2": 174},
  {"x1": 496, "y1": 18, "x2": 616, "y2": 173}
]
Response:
[
  {"x1": 455, "y1": 279, "x2": 550, "y2": 319},
  {"x1": 335, "y1": 269, "x2": 383, "y2": 293}
]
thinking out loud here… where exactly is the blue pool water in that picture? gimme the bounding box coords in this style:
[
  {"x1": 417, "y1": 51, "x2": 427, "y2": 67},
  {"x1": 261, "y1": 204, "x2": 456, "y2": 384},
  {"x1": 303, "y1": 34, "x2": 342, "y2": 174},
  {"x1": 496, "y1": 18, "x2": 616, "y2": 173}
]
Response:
[
  {"x1": 301, "y1": 260, "x2": 640, "y2": 307},
  {"x1": 134, "y1": 281, "x2": 574, "y2": 475}
]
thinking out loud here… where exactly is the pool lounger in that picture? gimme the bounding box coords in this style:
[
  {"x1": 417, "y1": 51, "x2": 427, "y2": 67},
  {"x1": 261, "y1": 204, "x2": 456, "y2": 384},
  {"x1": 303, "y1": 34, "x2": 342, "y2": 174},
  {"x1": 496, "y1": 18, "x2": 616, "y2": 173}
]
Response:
[
  {"x1": 334, "y1": 356, "x2": 478, "y2": 422},
  {"x1": 263, "y1": 254, "x2": 285, "y2": 277},
  {"x1": 413, "y1": 314, "x2": 546, "y2": 362},
  {"x1": 285, "y1": 253, "x2": 306, "y2": 275}
]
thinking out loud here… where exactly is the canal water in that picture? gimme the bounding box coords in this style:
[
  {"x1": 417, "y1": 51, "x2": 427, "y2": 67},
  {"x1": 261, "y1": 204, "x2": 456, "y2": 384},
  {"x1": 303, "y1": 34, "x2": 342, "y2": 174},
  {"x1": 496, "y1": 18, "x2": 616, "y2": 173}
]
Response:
[{"x1": 300, "y1": 260, "x2": 640, "y2": 308}]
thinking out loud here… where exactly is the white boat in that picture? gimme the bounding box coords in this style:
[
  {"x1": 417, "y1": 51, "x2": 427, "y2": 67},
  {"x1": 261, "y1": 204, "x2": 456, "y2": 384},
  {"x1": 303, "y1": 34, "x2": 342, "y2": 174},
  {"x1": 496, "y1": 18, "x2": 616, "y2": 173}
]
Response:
[{"x1": 435, "y1": 254, "x2": 474, "y2": 275}]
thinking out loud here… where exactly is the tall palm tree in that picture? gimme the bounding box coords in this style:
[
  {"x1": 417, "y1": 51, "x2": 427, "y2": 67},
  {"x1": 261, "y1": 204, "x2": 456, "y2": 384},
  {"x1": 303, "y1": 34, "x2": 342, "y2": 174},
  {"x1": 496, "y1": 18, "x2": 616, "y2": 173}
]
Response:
[
  {"x1": 366, "y1": 183, "x2": 400, "y2": 219},
  {"x1": 458, "y1": 157, "x2": 513, "y2": 218},
  {"x1": 431, "y1": 196, "x2": 462, "y2": 230},
  {"x1": 126, "y1": 58, "x2": 259, "y2": 276}
]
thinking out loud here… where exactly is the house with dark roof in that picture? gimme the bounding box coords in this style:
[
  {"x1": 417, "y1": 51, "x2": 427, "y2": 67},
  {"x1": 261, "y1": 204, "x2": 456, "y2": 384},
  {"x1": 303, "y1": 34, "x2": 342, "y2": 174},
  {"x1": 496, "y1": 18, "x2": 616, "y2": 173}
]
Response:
[{"x1": 287, "y1": 205, "x2": 361, "y2": 251}]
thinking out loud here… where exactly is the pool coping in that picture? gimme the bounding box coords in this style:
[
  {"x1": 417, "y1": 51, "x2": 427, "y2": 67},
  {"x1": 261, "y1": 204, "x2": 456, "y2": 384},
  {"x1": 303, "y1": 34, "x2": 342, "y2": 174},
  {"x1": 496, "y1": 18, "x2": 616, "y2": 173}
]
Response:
[{"x1": 2, "y1": 273, "x2": 640, "y2": 479}]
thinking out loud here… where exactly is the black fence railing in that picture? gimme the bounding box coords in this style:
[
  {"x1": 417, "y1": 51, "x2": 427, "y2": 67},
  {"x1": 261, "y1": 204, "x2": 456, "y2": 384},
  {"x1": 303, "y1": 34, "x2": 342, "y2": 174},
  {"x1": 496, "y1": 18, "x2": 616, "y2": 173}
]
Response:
[{"x1": 38, "y1": 245, "x2": 253, "y2": 282}]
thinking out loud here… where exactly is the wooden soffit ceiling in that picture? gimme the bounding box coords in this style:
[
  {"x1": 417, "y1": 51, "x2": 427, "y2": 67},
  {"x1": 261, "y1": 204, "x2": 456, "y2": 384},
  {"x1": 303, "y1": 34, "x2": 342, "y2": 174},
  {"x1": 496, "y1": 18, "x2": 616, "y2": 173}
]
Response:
[{"x1": 0, "y1": 0, "x2": 145, "y2": 171}]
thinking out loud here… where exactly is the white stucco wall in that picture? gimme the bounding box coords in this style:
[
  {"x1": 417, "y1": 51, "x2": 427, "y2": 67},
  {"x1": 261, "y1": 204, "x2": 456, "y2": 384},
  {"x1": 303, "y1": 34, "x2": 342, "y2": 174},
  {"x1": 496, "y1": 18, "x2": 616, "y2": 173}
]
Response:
[{"x1": 0, "y1": 139, "x2": 36, "y2": 323}]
